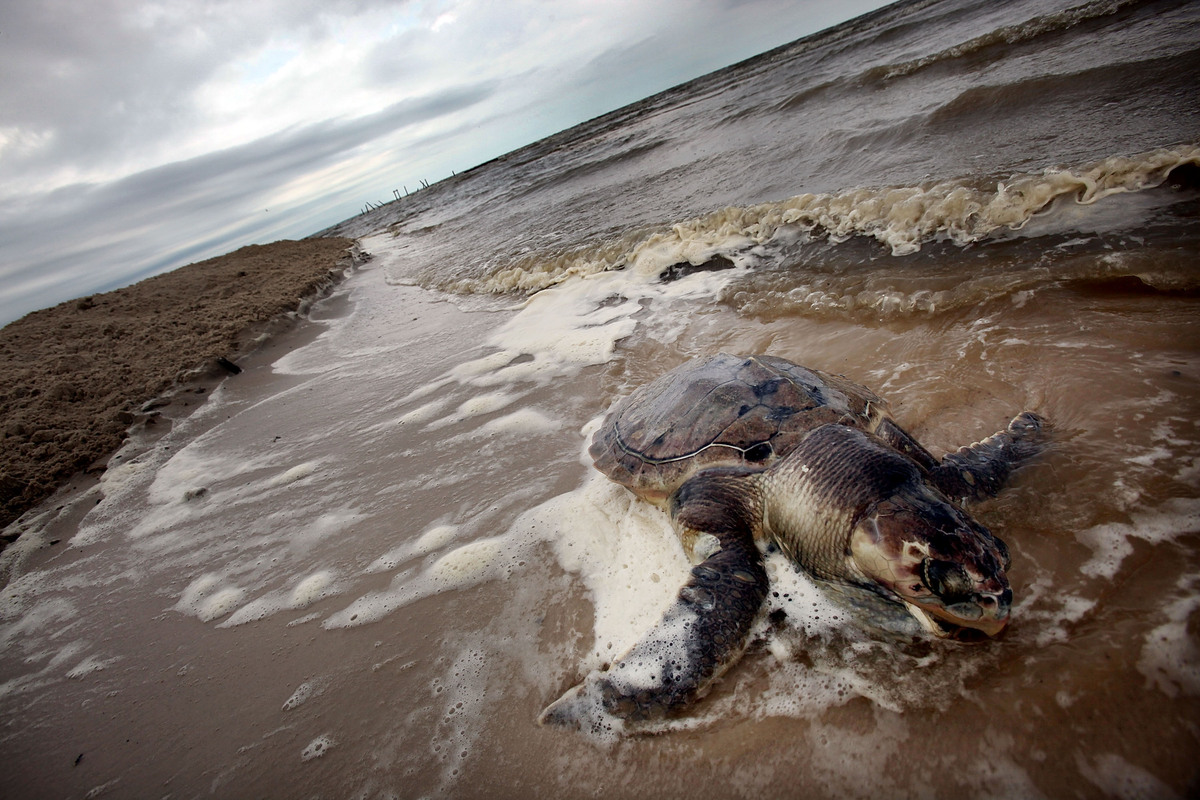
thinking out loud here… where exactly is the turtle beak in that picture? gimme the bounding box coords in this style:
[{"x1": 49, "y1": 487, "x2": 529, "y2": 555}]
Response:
[
  {"x1": 908, "y1": 587, "x2": 1011, "y2": 638},
  {"x1": 966, "y1": 587, "x2": 1011, "y2": 636}
]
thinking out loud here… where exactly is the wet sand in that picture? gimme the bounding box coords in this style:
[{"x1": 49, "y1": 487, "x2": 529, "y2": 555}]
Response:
[{"x1": 0, "y1": 238, "x2": 360, "y2": 536}]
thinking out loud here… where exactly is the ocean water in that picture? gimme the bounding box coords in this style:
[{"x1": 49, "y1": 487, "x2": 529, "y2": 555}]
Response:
[{"x1": 3, "y1": 0, "x2": 1199, "y2": 796}]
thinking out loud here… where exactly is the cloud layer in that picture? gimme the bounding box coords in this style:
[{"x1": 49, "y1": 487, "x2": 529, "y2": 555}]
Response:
[{"x1": 0, "y1": 0, "x2": 886, "y2": 324}]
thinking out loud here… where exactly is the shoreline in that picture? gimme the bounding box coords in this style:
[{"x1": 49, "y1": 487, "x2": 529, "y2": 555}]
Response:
[{"x1": 0, "y1": 237, "x2": 364, "y2": 538}]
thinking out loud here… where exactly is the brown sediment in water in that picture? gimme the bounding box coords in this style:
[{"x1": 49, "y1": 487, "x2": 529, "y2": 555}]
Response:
[{"x1": 0, "y1": 237, "x2": 360, "y2": 536}]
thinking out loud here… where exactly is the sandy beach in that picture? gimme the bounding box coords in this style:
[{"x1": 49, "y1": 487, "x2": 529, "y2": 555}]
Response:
[{"x1": 0, "y1": 237, "x2": 359, "y2": 536}]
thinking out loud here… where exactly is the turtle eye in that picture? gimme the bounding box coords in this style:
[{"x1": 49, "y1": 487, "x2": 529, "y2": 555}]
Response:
[{"x1": 922, "y1": 559, "x2": 973, "y2": 603}]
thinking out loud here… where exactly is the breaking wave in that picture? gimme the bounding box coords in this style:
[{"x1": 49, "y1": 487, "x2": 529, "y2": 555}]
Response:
[
  {"x1": 865, "y1": 0, "x2": 1145, "y2": 82},
  {"x1": 433, "y1": 144, "x2": 1198, "y2": 298}
]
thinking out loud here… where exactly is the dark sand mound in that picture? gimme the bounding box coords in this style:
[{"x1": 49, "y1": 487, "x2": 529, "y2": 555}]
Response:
[{"x1": 0, "y1": 237, "x2": 359, "y2": 533}]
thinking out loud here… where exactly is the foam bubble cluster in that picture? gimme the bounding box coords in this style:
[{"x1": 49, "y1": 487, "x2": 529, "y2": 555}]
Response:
[
  {"x1": 1137, "y1": 572, "x2": 1200, "y2": 698},
  {"x1": 176, "y1": 574, "x2": 246, "y2": 622},
  {"x1": 300, "y1": 735, "x2": 335, "y2": 762}
]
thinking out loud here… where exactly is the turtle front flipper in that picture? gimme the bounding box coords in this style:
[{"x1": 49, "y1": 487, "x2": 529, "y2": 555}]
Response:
[
  {"x1": 539, "y1": 470, "x2": 767, "y2": 731},
  {"x1": 930, "y1": 412, "x2": 1048, "y2": 502}
]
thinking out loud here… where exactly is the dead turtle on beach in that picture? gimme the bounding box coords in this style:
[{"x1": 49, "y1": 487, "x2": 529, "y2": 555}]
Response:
[{"x1": 540, "y1": 353, "x2": 1045, "y2": 729}]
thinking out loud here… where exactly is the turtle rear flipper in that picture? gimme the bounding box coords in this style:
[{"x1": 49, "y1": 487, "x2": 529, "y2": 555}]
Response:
[
  {"x1": 539, "y1": 471, "x2": 767, "y2": 731},
  {"x1": 930, "y1": 412, "x2": 1048, "y2": 503}
]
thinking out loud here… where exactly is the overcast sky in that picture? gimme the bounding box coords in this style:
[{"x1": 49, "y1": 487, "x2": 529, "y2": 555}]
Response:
[{"x1": 0, "y1": 0, "x2": 891, "y2": 324}]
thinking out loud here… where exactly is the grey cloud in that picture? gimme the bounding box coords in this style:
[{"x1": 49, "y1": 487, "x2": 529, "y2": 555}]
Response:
[
  {"x1": 0, "y1": 80, "x2": 497, "y2": 324},
  {"x1": 4, "y1": 2, "x2": 232, "y2": 171},
  {"x1": 0, "y1": 0, "x2": 415, "y2": 180},
  {"x1": 362, "y1": 27, "x2": 430, "y2": 88}
]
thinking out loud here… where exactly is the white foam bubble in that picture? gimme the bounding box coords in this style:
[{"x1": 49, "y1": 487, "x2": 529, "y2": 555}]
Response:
[
  {"x1": 325, "y1": 470, "x2": 677, "y2": 633},
  {"x1": 325, "y1": 529, "x2": 537, "y2": 629},
  {"x1": 1077, "y1": 498, "x2": 1200, "y2": 579},
  {"x1": 528, "y1": 474, "x2": 689, "y2": 664},
  {"x1": 176, "y1": 574, "x2": 245, "y2": 622},
  {"x1": 1126, "y1": 446, "x2": 1172, "y2": 467},
  {"x1": 448, "y1": 350, "x2": 519, "y2": 383},
  {"x1": 478, "y1": 408, "x2": 562, "y2": 437},
  {"x1": 1033, "y1": 593, "x2": 1097, "y2": 648},
  {"x1": 1077, "y1": 752, "x2": 1181, "y2": 800},
  {"x1": 0, "y1": 636, "x2": 87, "y2": 701},
  {"x1": 300, "y1": 735, "x2": 335, "y2": 762},
  {"x1": 1137, "y1": 572, "x2": 1200, "y2": 698},
  {"x1": 322, "y1": 572, "x2": 414, "y2": 628},
  {"x1": 325, "y1": 455, "x2": 687, "y2": 635},
  {"x1": 397, "y1": 397, "x2": 452, "y2": 427},
  {"x1": 220, "y1": 569, "x2": 340, "y2": 628},
  {"x1": 287, "y1": 510, "x2": 366, "y2": 555},
  {"x1": 441, "y1": 262, "x2": 744, "y2": 398},
  {"x1": 428, "y1": 646, "x2": 492, "y2": 788},
  {"x1": 415, "y1": 524, "x2": 461, "y2": 554},
  {"x1": 0, "y1": 596, "x2": 76, "y2": 656},
  {"x1": 290, "y1": 571, "x2": 336, "y2": 608},
  {"x1": 426, "y1": 390, "x2": 522, "y2": 430},
  {"x1": 425, "y1": 537, "x2": 510, "y2": 585},
  {"x1": 367, "y1": 524, "x2": 460, "y2": 573},
  {"x1": 143, "y1": 447, "x2": 269, "y2": 507},
  {"x1": 268, "y1": 462, "x2": 320, "y2": 487},
  {"x1": 457, "y1": 391, "x2": 518, "y2": 418},
  {"x1": 282, "y1": 677, "x2": 330, "y2": 711},
  {"x1": 760, "y1": 552, "x2": 852, "y2": 640},
  {"x1": 96, "y1": 457, "x2": 152, "y2": 494},
  {"x1": 66, "y1": 655, "x2": 116, "y2": 680},
  {"x1": 501, "y1": 285, "x2": 637, "y2": 367},
  {"x1": 753, "y1": 657, "x2": 883, "y2": 719},
  {"x1": 104, "y1": 442, "x2": 295, "y2": 542},
  {"x1": 220, "y1": 592, "x2": 287, "y2": 627},
  {"x1": 366, "y1": 548, "x2": 408, "y2": 574}
]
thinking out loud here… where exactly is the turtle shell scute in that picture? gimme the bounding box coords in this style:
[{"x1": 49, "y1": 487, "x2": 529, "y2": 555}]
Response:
[{"x1": 590, "y1": 354, "x2": 884, "y2": 502}]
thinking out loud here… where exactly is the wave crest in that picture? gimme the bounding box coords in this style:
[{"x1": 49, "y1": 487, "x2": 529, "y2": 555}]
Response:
[
  {"x1": 866, "y1": 0, "x2": 1142, "y2": 82},
  {"x1": 449, "y1": 144, "x2": 1198, "y2": 296}
]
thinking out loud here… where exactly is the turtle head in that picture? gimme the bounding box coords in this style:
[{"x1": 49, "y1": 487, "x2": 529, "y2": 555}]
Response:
[{"x1": 849, "y1": 487, "x2": 1012, "y2": 638}]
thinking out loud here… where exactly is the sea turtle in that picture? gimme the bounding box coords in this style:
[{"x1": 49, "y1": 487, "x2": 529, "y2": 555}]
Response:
[{"x1": 540, "y1": 353, "x2": 1045, "y2": 728}]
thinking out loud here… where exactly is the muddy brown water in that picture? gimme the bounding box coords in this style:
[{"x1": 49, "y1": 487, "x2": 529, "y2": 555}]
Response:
[{"x1": 1, "y1": 246, "x2": 1196, "y2": 797}]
